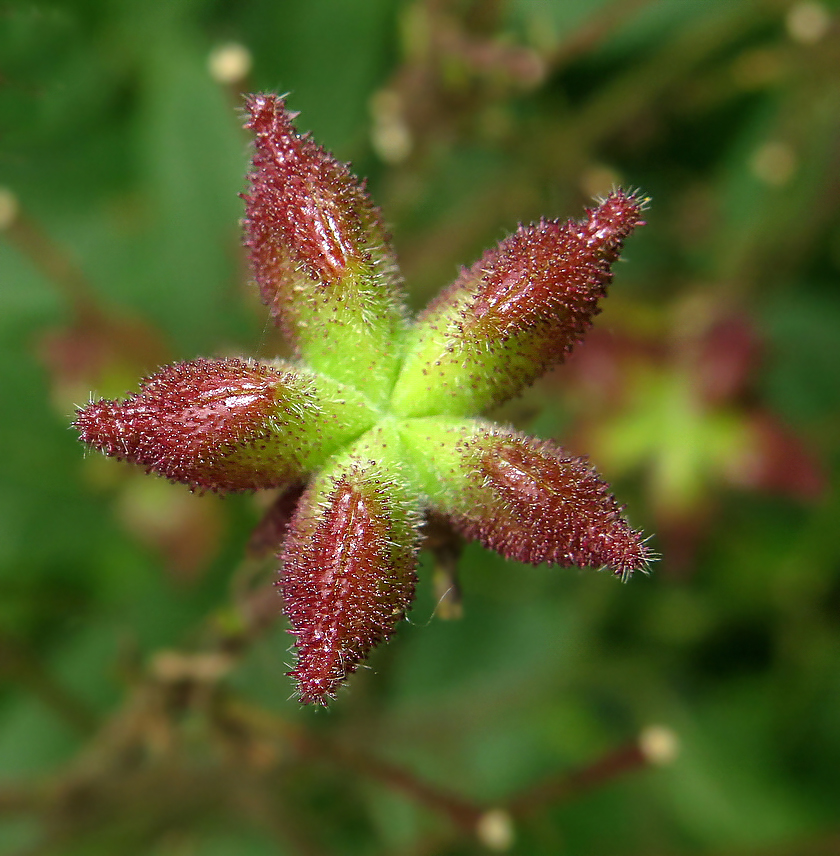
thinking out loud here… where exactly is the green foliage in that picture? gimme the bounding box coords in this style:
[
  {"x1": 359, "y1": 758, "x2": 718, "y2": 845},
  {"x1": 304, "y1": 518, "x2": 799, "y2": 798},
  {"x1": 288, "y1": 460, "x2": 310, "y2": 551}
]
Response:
[{"x1": 2, "y1": 0, "x2": 839, "y2": 853}]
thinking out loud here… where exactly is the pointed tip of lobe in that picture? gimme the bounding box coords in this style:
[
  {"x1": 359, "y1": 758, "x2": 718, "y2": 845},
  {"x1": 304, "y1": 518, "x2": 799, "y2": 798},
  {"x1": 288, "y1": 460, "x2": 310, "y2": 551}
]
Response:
[
  {"x1": 243, "y1": 93, "x2": 291, "y2": 135},
  {"x1": 582, "y1": 188, "x2": 647, "y2": 252}
]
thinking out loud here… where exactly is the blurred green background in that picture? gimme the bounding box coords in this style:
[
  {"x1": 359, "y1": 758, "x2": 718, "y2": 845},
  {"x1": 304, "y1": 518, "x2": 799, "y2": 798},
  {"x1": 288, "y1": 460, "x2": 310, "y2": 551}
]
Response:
[{"x1": 2, "y1": 0, "x2": 839, "y2": 853}]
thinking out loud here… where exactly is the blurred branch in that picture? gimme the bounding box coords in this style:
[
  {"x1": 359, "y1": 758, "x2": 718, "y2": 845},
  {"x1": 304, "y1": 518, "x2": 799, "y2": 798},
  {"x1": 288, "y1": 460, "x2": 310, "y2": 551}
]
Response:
[
  {"x1": 0, "y1": 653, "x2": 679, "y2": 855},
  {"x1": 220, "y1": 698, "x2": 486, "y2": 833},
  {"x1": 0, "y1": 631, "x2": 98, "y2": 736},
  {"x1": 1, "y1": 195, "x2": 99, "y2": 319},
  {"x1": 545, "y1": 0, "x2": 655, "y2": 69},
  {"x1": 507, "y1": 726, "x2": 677, "y2": 818},
  {"x1": 0, "y1": 784, "x2": 47, "y2": 815}
]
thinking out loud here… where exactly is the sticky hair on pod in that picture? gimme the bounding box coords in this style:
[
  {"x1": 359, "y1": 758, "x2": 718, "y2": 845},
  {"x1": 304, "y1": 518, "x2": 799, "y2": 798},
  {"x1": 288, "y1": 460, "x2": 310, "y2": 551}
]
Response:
[{"x1": 279, "y1": 465, "x2": 420, "y2": 705}]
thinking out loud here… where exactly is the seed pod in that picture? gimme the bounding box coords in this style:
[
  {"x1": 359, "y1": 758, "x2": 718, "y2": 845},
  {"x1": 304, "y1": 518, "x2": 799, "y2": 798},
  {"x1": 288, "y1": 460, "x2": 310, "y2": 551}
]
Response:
[
  {"x1": 280, "y1": 463, "x2": 420, "y2": 704},
  {"x1": 400, "y1": 418, "x2": 650, "y2": 579},
  {"x1": 243, "y1": 94, "x2": 406, "y2": 404},
  {"x1": 74, "y1": 358, "x2": 377, "y2": 492},
  {"x1": 391, "y1": 190, "x2": 647, "y2": 417}
]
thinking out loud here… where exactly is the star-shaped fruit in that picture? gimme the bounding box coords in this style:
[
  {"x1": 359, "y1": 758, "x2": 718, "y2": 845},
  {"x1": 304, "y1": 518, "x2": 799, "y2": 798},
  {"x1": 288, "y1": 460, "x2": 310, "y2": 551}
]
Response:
[{"x1": 74, "y1": 94, "x2": 652, "y2": 705}]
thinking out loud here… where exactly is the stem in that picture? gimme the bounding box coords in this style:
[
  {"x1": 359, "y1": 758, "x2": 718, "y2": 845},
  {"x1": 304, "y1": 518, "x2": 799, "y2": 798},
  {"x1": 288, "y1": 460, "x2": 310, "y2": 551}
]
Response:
[
  {"x1": 222, "y1": 700, "x2": 485, "y2": 832},
  {"x1": 506, "y1": 739, "x2": 649, "y2": 817}
]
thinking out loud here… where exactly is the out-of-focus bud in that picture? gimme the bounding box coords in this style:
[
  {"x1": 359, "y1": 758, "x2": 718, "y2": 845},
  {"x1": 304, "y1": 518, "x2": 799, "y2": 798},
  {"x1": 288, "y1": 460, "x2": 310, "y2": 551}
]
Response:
[
  {"x1": 390, "y1": 190, "x2": 647, "y2": 417},
  {"x1": 207, "y1": 42, "x2": 252, "y2": 86},
  {"x1": 74, "y1": 358, "x2": 377, "y2": 492},
  {"x1": 242, "y1": 94, "x2": 406, "y2": 404},
  {"x1": 728, "y1": 411, "x2": 827, "y2": 500}
]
